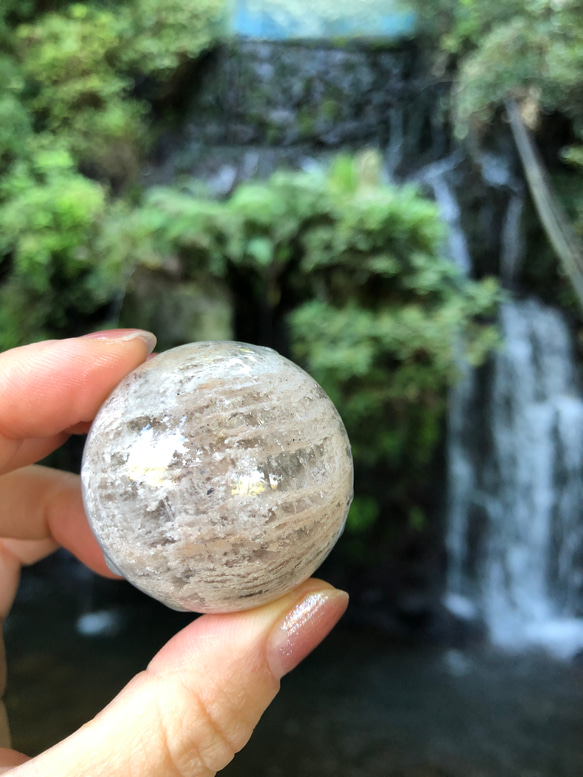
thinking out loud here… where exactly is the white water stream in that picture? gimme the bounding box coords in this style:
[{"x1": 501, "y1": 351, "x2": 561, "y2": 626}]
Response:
[
  {"x1": 423, "y1": 153, "x2": 583, "y2": 658},
  {"x1": 447, "y1": 300, "x2": 583, "y2": 658}
]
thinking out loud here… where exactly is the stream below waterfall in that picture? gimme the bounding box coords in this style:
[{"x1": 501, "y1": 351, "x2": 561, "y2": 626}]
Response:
[{"x1": 5, "y1": 560, "x2": 583, "y2": 777}]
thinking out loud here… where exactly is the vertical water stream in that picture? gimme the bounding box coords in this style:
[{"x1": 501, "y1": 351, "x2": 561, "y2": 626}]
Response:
[{"x1": 429, "y1": 153, "x2": 583, "y2": 658}]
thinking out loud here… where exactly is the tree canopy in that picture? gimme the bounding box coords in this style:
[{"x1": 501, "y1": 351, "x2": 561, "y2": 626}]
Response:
[
  {"x1": 402, "y1": 0, "x2": 583, "y2": 309},
  {"x1": 0, "y1": 0, "x2": 225, "y2": 345}
]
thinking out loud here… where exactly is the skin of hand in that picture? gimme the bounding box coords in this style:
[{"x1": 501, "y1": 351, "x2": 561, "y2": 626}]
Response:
[{"x1": 0, "y1": 330, "x2": 349, "y2": 777}]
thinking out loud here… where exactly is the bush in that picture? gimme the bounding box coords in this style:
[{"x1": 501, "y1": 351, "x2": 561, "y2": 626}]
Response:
[
  {"x1": 0, "y1": 0, "x2": 225, "y2": 348},
  {"x1": 129, "y1": 154, "x2": 501, "y2": 530}
]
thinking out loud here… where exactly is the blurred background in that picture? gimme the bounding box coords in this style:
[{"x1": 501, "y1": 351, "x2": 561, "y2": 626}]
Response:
[{"x1": 2, "y1": 0, "x2": 583, "y2": 774}]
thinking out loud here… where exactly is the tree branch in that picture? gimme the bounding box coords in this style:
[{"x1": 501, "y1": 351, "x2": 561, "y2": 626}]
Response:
[{"x1": 506, "y1": 97, "x2": 583, "y2": 311}]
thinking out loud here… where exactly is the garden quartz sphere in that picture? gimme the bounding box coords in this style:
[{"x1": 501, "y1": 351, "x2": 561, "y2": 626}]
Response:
[{"x1": 81, "y1": 341, "x2": 353, "y2": 613}]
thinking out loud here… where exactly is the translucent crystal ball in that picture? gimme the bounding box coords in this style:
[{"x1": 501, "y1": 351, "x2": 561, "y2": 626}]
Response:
[{"x1": 81, "y1": 341, "x2": 353, "y2": 613}]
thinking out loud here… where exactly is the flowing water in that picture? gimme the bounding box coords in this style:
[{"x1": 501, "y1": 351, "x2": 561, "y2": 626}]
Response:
[
  {"x1": 446, "y1": 298, "x2": 583, "y2": 659},
  {"x1": 414, "y1": 153, "x2": 472, "y2": 274},
  {"x1": 421, "y1": 150, "x2": 583, "y2": 658}
]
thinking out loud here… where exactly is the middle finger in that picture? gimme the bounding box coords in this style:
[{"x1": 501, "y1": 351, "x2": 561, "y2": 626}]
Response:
[
  {"x1": 0, "y1": 432, "x2": 70, "y2": 476},
  {"x1": 0, "y1": 466, "x2": 115, "y2": 578}
]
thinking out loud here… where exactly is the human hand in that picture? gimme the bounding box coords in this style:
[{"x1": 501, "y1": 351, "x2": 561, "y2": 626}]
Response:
[{"x1": 0, "y1": 330, "x2": 348, "y2": 776}]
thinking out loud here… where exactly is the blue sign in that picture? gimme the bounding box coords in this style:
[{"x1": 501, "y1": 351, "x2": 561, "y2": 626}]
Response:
[{"x1": 231, "y1": 0, "x2": 416, "y2": 40}]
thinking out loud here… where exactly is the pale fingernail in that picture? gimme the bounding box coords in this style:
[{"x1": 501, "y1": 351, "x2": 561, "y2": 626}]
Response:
[
  {"x1": 266, "y1": 589, "x2": 349, "y2": 679},
  {"x1": 82, "y1": 329, "x2": 157, "y2": 355}
]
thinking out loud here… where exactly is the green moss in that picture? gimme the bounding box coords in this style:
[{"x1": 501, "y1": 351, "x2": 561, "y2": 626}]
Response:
[
  {"x1": 265, "y1": 124, "x2": 283, "y2": 145},
  {"x1": 321, "y1": 98, "x2": 341, "y2": 120},
  {"x1": 119, "y1": 269, "x2": 233, "y2": 350},
  {"x1": 297, "y1": 109, "x2": 316, "y2": 137}
]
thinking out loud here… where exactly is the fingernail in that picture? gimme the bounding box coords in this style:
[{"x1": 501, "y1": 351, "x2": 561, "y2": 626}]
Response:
[
  {"x1": 266, "y1": 589, "x2": 349, "y2": 679},
  {"x1": 82, "y1": 329, "x2": 157, "y2": 355}
]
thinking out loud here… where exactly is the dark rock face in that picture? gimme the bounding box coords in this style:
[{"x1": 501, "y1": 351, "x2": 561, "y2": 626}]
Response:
[
  {"x1": 150, "y1": 39, "x2": 521, "y2": 283},
  {"x1": 149, "y1": 39, "x2": 451, "y2": 189},
  {"x1": 119, "y1": 267, "x2": 233, "y2": 352},
  {"x1": 187, "y1": 42, "x2": 420, "y2": 147}
]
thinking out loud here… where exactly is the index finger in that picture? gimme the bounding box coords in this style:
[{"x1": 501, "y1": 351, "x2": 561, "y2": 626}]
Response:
[{"x1": 0, "y1": 330, "x2": 156, "y2": 473}]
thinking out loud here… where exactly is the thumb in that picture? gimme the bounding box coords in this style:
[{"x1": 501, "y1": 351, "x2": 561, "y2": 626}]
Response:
[{"x1": 13, "y1": 580, "x2": 347, "y2": 777}]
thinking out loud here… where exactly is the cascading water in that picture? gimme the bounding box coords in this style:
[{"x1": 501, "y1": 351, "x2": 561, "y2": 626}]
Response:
[
  {"x1": 449, "y1": 300, "x2": 583, "y2": 659},
  {"x1": 415, "y1": 153, "x2": 472, "y2": 274},
  {"x1": 435, "y1": 155, "x2": 583, "y2": 659}
]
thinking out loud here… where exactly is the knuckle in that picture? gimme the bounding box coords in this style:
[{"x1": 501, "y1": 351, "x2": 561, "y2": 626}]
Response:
[{"x1": 152, "y1": 674, "x2": 238, "y2": 777}]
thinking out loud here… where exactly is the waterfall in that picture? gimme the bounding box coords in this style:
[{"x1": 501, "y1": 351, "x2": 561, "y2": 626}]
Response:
[
  {"x1": 436, "y1": 175, "x2": 583, "y2": 657},
  {"x1": 478, "y1": 150, "x2": 526, "y2": 286},
  {"x1": 500, "y1": 194, "x2": 525, "y2": 286},
  {"x1": 415, "y1": 153, "x2": 471, "y2": 273},
  {"x1": 412, "y1": 147, "x2": 583, "y2": 657}
]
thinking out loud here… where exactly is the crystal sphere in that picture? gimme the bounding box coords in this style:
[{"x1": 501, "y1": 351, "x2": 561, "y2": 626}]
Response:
[{"x1": 81, "y1": 341, "x2": 353, "y2": 613}]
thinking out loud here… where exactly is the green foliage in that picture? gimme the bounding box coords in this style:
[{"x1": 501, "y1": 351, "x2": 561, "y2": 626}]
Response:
[
  {"x1": 455, "y1": 5, "x2": 583, "y2": 138},
  {"x1": 15, "y1": 6, "x2": 142, "y2": 177},
  {"x1": 345, "y1": 496, "x2": 380, "y2": 534},
  {"x1": 134, "y1": 156, "x2": 501, "y2": 494},
  {"x1": 404, "y1": 0, "x2": 583, "y2": 138},
  {"x1": 0, "y1": 0, "x2": 225, "y2": 348},
  {"x1": 408, "y1": 0, "x2": 526, "y2": 57},
  {"x1": 563, "y1": 145, "x2": 583, "y2": 172},
  {"x1": 5, "y1": 0, "x2": 225, "y2": 180},
  {"x1": 0, "y1": 95, "x2": 30, "y2": 159},
  {"x1": 116, "y1": 0, "x2": 225, "y2": 81},
  {"x1": 0, "y1": 145, "x2": 105, "y2": 285},
  {"x1": 0, "y1": 50, "x2": 30, "y2": 165},
  {"x1": 403, "y1": 0, "x2": 583, "y2": 301},
  {"x1": 0, "y1": 141, "x2": 117, "y2": 348}
]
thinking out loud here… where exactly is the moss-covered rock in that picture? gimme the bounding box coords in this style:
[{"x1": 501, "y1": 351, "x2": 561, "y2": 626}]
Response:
[{"x1": 119, "y1": 267, "x2": 233, "y2": 351}]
